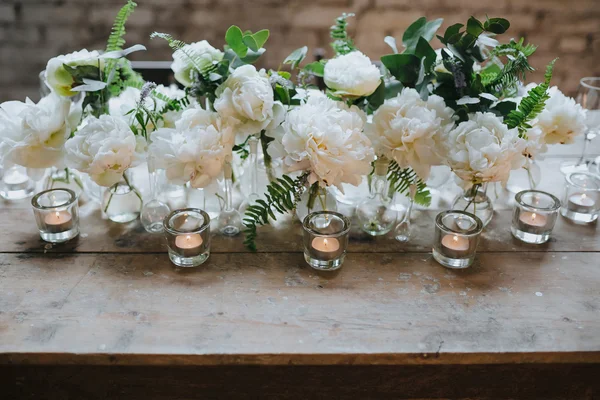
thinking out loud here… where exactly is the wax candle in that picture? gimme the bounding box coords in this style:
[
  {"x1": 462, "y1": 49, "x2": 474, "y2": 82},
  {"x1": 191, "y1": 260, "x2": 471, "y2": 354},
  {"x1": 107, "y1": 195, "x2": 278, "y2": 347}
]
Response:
[
  {"x1": 517, "y1": 211, "x2": 548, "y2": 235},
  {"x1": 175, "y1": 234, "x2": 203, "y2": 257},
  {"x1": 44, "y1": 210, "x2": 73, "y2": 233},
  {"x1": 441, "y1": 234, "x2": 470, "y2": 258},
  {"x1": 568, "y1": 193, "x2": 595, "y2": 213},
  {"x1": 311, "y1": 237, "x2": 341, "y2": 261}
]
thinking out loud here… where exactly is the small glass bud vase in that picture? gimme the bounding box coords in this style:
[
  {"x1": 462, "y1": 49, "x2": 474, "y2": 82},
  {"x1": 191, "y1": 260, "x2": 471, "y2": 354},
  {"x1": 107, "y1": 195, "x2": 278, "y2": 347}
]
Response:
[
  {"x1": 1, "y1": 165, "x2": 36, "y2": 200},
  {"x1": 356, "y1": 157, "x2": 397, "y2": 236},
  {"x1": 296, "y1": 184, "x2": 338, "y2": 223},
  {"x1": 433, "y1": 210, "x2": 483, "y2": 269},
  {"x1": 452, "y1": 183, "x2": 494, "y2": 227},
  {"x1": 43, "y1": 167, "x2": 84, "y2": 198},
  {"x1": 560, "y1": 172, "x2": 600, "y2": 224},
  {"x1": 302, "y1": 211, "x2": 350, "y2": 271},
  {"x1": 31, "y1": 188, "x2": 79, "y2": 243},
  {"x1": 511, "y1": 190, "x2": 560, "y2": 244},
  {"x1": 163, "y1": 208, "x2": 211, "y2": 268},
  {"x1": 102, "y1": 174, "x2": 143, "y2": 224}
]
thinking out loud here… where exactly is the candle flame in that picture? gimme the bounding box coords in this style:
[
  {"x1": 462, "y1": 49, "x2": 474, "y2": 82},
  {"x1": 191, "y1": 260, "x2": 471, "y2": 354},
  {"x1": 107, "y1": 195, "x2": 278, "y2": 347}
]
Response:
[
  {"x1": 532, "y1": 213, "x2": 537, "y2": 220},
  {"x1": 185, "y1": 235, "x2": 191, "y2": 241},
  {"x1": 323, "y1": 238, "x2": 328, "y2": 247},
  {"x1": 452, "y1": 235, "x2": 458, "y2": 242},
  {"x1": 582, "y1": 193, "x2": 587, "y2": 200},
  {"x1": 55, "y1": 211, "x2": 60, "y2": 220}
]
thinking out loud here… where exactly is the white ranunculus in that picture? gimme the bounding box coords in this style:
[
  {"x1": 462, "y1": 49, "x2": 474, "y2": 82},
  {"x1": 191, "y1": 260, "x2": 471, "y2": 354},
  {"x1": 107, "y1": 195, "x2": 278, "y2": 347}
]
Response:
[
  {"x1": 171, "y1": 40, "x2": 223, "y2": 87},
  {"x1": 214, "y1": 65, "x2": 276, "y2": 141},
  {"x1": 267, "y1": 95, "x2": 374, "y2": 190},
  {"x1": 64, "y1": 115, "x2": 145, "y2": 187},
  {"x1": 149, "y1": 120, "x2": 234, "y2": 188},
  {"x1": 0, "y1": 93, "x2": 71, "y2": 169},
  {"x1": 534, "y1": 86, "x2": 587, "y2": 145},
  {"x1": 442, "y1": 112, "x2": 526, "y2": 186},
  {"x1": 324, "y1": 51, "x2": 381, "y2": 97},
  {"x1": 367, "y1": 88, "x2": 455, "y2": 180},
  {"x1": 45, "y1": 49, "x2": 104, "y2": 97}
]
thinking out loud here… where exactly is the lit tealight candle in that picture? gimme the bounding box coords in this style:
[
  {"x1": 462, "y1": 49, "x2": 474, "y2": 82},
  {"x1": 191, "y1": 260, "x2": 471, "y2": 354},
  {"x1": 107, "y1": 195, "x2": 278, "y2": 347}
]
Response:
[
  {"x1": 175, "y1": 233, "x2": 203, "y2": 257},
  {"x1": 568, "y1": 192, "x2": 595, "y2": 213},
  {"x1": 311, "y1": 237, "x2": 341, "y2": 261},
  {"x1": 441, "y1": 234, "x2": 470, "y2": 258},
  {"x1": 519, "y1": 211, "x2": 547, "y2": 227},
  {"x1": 44, "y1": 210, "x2": 73, "y2": 233}
]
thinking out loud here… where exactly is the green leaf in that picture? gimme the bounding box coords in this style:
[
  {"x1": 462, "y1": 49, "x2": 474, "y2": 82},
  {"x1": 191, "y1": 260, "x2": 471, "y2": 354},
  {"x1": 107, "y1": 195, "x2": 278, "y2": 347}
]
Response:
[
  {"x1": 63, "y1": 64, "x2": 101, "y2": 82},
  {"x1": 240, "y1": 48, "x2": 266, "y2": 64},
  {"x1": 252, "y1": 29, "x2": 270, "y2": 49},
  {"x1": 225, "y1": 25, "x2": 248, "y2": 58},
  {"x1": 466, "y1": 16, "x2": 484, "y2": 37},
  {"x1": 366, "y1": 78, "x2": 385, "y2": 111},
  {"x1": 274, "y1": 84, "x2": 291, "y2": 105},
  {"x1": 303, "y1": 61, "x2": 325, "y2": 77},
  {"x1": 490, "y1": 100, "x2": 517, "y2": 117},
  {"x1": 384, "y1": 80, "x2": 403, "y2": 99},
  {"x1": 415, "y1": 37, "x2": 436, "y2": 72},
  {"x1": 402, "y1": 17, "x2": 443, "y2": 53},
  {"x1": 277, "y1": 71, "x2": 291, "y2": 79},
  {"x1": 381, "y1": 54, "x2": 421, "y2": 87},
  {"x1": 484, "y1": 18, "x2": 510, "y2": 34},
  {"x1": 283, "y1": 46, "x2": 308, "y2": 70},
  {"x1": 443, "y1": 23, "x2": 463, "y2": 43},
  {"x1": 242, "y1": 34, "x2": 259, "y2": 51}
]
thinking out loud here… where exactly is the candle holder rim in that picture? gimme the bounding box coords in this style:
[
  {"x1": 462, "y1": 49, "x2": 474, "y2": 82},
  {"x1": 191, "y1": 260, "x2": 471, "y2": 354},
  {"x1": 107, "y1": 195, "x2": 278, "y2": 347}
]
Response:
[
  {"x1": 579, "y1": 76, "x2": 600, "y2": 90},
  {"x1": 515, "y1": 189, "x2": 561, "y2": 212},
  {"x1": 31, "y1": 188, "x2": 77, "y2": 210},
  {"x1": 435, "y1": 210, "x2": 483, "y2": 236},
  {"x1": 302, "y1": 211, "x2": 351, "y2": 237},
  {"x1": 565, "y1": 172, "x2": 600, "y2": 191},
  {"x1": 163, "y1": 208, "x2": 210, "y2": 235}
]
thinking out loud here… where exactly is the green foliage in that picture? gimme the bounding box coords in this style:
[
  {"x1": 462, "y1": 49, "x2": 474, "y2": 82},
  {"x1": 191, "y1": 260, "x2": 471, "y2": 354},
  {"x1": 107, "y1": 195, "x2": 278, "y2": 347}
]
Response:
[
  {"x1": 106, "y1": 0, "x2": 137, "y2": 52},
  {"x1": 387, "y1": 161, "x2": 431, "y2": 207},
  {"x1": 485, "y1": 38, "x2": 537, "y2": 96},
  {"x1": 505, "y1": 59, "x2": 556, "y2": 136},
  {"x1": 225, "y1": 26, "x2": 270, "y2": 58},
  {"x1": 302, "y1": 60, "x2": 325, "y2": 77},
  {"x1": 150, "y1": 32, "x2": 218, "y2": 79},
  {"x1": 232, "y1": 135, "x2": 251, "y2": 160},
  {"x1": 283, "y1": 46, "x2": 308, "y2": 70},
  {"x1": 402, "y1": 17, "x2": 443, "y2": 53},
  {"x1": 243, "y1": 173, "x2": 310, "y2": 251},
  {"x1": 330, "y1": 13, "x2": 356, "y2": 55}
]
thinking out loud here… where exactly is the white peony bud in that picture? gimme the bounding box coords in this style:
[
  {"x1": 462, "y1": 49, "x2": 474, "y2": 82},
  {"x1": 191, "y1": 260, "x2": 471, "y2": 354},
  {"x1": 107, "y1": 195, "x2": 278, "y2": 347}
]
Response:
[{"x1": 324, "y1": 51, "x2": 381, "y2": 97}]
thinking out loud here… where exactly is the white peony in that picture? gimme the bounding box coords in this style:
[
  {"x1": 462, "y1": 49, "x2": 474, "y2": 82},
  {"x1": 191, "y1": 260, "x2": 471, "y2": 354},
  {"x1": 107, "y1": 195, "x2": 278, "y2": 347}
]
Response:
[
  {"x1": 442, "y1": 112, "x2": 526, "y2": 186},
  {"x1": 0, "y1": 93, "x2": 71, "y2": 169},
  {"x1": 171, "y1": 40, "x2": 223, "y2": 87},
  {"x1": 522, "y1": 126, "x2": 547, "y2": 160},
  {"x1": 267, "y1": 95, "x2": 374, "y2": 190},
  {"x1": 149, "y1": 117, "x2": 234, "y2": 188},
  {"x1": 214, "y1": 65, "x2": 276, "y2": 140},
  {"x1": 534, "y1": 86, "x2": 587, "y2": 145},
  {"x1": 367, "y1": 88, "x2": 455, "y2": 180},
  {"x1": 45, "y1": 49, "x2": 104, "y2": 97},
  {"x1": 324, "y1": 51, "x2": 381, "y2": 97},
  {"x1": 64, "y1": 115, "x2": 146, "y2": 187}
]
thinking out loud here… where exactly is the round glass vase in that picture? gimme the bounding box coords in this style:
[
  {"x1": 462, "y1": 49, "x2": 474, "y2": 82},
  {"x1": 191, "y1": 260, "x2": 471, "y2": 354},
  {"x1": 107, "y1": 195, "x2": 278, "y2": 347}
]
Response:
[
  {"x1": 433, "y1": 210, "x2": 483, "y2": 269},
  {"x1": 356, "y1": 157, "x2": 397, "y2": 236},
  {"x1": 163, "y1": 208, "x2": 211, "y2": 268},
  {"x1": 451, "y1": 183, "x2": 494, "y2": 227},
  {"x1": 511, "y1": 190, "x2": 561, "y2": 244},
  {"x1": 101, "y1": 174, "x2": 143, "y2": 223},
  {"x1": 302, "y1": 211, "x2": 351, "y2": 271},
  {"x1": 0, "y1": 165, "x2": 36, "y2": 200},
  {"x1": 296, "y1": 184, "x2": 338, "y2": 223},
  {"x1": 560, "y1": 172, "x2": 600, "y2": 224},
  {"x1": 31, "y1": 188, "x2": 80, "y2": 243}
]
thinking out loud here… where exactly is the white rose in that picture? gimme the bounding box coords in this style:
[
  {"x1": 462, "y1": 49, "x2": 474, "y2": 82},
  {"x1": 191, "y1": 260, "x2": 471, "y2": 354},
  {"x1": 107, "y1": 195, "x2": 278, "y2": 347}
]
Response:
[
  {"x1": 324, "y1": 51, "x2": 381, "y2": 97},
  {"x1": 214, "y1": 65, "x2": 276, "y2": 140},
  {"x1": 0, "y1": 93, "x2": 71, "y2": 169},
  {"x1": 267, "y1": 95, "x2": 374, "y2": 189},
  {"x1": 149, "y1": 121, "x2": 233, "y2": 188},
  {"x1": 45, "y1": 49, "x2": 104, "y2": 97},
  {"x1": 534, "y1": 86, "x2": 587, "y2": 145},
  {"x1": 443, "y1": 112, "x2": 526, "y2": 186},
  {"x1": 171, "y1": 40, "x2": 223, "y2": 87},
  {"x1": 367, "y1": 88, "x2": 455, "y2": 180},
  {"x1": 64, "y1": 115, "x2": 145, "y2": 187}
]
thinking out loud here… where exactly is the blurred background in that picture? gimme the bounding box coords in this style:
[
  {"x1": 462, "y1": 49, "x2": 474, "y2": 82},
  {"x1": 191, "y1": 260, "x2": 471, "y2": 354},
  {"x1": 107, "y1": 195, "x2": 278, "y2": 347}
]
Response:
[{"x1": 1, "y1": 0, "x2": 599, "y2": 102}]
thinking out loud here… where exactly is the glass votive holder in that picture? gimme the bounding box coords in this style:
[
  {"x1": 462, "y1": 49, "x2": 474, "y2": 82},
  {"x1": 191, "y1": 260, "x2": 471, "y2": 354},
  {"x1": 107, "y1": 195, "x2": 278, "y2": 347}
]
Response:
[
  {"x1": 31, "y1": 188, "x2": 80, "y2": 243},
  {"x1": 511, "y1": 190, "x2": 561, "y2": 244},
  {"x1": 560, "y1": 172, "x2": 600, "y2": 223},
  {"x1": 432, "y1": 210, "x2": 483, "y2": 269},
  {"x1": 302, "y1": 211, "x2": 350, "y2": 271},
  {"x1": 163, "y1": 208, "x2": 211, "y2": 267}
]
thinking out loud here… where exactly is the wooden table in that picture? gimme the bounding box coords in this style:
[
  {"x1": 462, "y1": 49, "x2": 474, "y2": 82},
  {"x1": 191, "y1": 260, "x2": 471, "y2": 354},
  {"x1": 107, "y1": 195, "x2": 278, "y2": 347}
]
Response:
[{"x1": 1, "y1": 160, "x2": 599, "y2": 399}]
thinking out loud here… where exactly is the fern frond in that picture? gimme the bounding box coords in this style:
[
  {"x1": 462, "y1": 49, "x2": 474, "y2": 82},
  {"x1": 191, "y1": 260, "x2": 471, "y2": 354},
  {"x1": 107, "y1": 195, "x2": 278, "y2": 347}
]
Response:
[
  {"x1": 505, "y1": 59, "x2": 556, "y2": 136},
  {"x1": 330, "y1": 13, "x2": 356, "y2": 55},
  {"x1": 490, "y1": 38, "x2": 537, "y2": 59},
  {"x1": 150, "y1": 32, "x2": 217, "y2": 80},
  {"x1": 485, "y1": 38, "x2": 536, "y2": 96},
  {"x1": 387, "y1": 161, "x2": 431, "y2": 207},
  {"x1": 243, "y1": 172, "x2": 310, "y2": 251},
  {"x1": 106, "y1": 0, "x2": 137, "y2": 52}
]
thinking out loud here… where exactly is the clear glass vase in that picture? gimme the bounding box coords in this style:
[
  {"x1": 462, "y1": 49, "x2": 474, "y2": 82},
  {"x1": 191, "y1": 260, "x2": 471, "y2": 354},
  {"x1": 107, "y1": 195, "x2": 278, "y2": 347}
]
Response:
[
  {"x1": 0, "y1": 165, "x2": 36, "y2": 200},
  {"x1": 295, "y1": 183, "x2": 338, "y2": 223},
  {"x1": 218, "y1": 161, "x2": 242, "y2": 236},
  {"x1": 239, "y1": 136, "x2": 261, "y2": 213},
  {"x1": 452, "y1": 183, "x2": 494, "y2": 227},
  {"x1": 43, "y1": 167, "x2": 84, "y2": 198},
  {"x1": 102, "y1": 172, "x2": 143, "y2": 223},
  {"x1": 141, "y1": 157, "x2": 170, "y2": 233},
  {"x1": 356, "y1": 157, "x2": 397, "y2": 236}
]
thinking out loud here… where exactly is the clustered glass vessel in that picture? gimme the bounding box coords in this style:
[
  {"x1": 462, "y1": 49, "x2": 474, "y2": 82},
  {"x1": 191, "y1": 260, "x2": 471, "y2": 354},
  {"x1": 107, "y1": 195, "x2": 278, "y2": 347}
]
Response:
[
  {"x1": 302, "y1": 211, "x2": 350, "y2": 271},
  {"x1": 163, "y1": 208, "x2": 211, "y2": 267},
  {"x1": 511, "y1": 190, "x2": 561, "y2": 244},
  {"x1": 433, "y1": 210, "x2": 483, "y2": 269},
  {"x1": 1, "y1": 165, "x2": 35, "y2": 201},
  {"x1": 560, "y1": 172, "x2": 600, "y2": 223},
  {"x1": 31, "y1": 188, "x2": 80, "y2": 243}
]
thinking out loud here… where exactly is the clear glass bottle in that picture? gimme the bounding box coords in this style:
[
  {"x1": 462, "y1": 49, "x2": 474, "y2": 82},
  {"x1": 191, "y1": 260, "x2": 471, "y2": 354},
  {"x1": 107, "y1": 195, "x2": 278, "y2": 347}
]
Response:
[
  {"x1": 452, "y1": 183, "x2": 494, "y2": 227},
  {"x1": 218, "y1": 161, "x2": 242, "y2": 236},
  {"x1": 239, "y1": 135, "x2": 261, "y2": 214},
  {"x1": 102, "y1": 172, "x2": 143, "y2": 223},
  {"x1": 356, "y1": 157, "x2": 397, "y2": 236},
  {"x1": 0, "y1": 165, "x2": 36, "y2": 200},
  {"x1": 296, "y1": 184, "x2": 338, "y2": 224},
  {"x1": 141, "y1": 157, "x2": 170, "y2": 233},
  {"x1": 43, "y1": 167, "x2": 84, "y2": 198},
  {"x1": 394, "y1": 193, "x2": 414, "y2": 242}
]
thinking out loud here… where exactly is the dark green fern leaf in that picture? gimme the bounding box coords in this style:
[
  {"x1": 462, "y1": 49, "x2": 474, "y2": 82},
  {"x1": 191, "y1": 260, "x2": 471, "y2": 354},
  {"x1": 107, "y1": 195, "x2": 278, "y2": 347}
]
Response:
[
  {"x1": 330, "y1": 13, "x2": 356, "y2": 55},
  {"x1": 106, "y1": 0, "x2": 137, "y2": 52},
  {"x1": 505, "y1": 59, "x2": 556, "y2": 137},
  {"x1": 484, "y1": 38, "x2": 537, "y2": 97},
  {"x1": 387, "y1": 160, "x2": 431, "y2": 207}
]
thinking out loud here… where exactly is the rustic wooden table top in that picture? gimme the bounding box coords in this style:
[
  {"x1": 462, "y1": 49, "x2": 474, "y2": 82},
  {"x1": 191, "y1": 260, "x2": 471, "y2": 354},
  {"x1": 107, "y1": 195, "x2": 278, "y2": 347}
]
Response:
[{"x1": 1, "y1": 158, "x2": 599, "y2": 369}]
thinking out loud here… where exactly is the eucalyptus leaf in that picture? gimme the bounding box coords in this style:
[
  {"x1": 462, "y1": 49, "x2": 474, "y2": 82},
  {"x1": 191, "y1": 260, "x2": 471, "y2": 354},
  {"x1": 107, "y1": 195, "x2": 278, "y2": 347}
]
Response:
[
  {"x1": 71, "y1": 79, "x2": 108, "y2": 92},
  {"x1": 384, "y1": 80, "x2": 404, "y2": 99},
  {"x1": 242, "y1": 34, "x2": 259, "y2": 52},
  {"x1": 484, "y1": 18, "x2": 510, "y2": 34},
  {"x1": 415, "y1": 37, "x2": 436, "y2": 71},
  {"x1": 466, "y1": 16, "x2": 484, "y2": 37},
  {"x1": 252, "y1": 29, "x2": 270, "y2": 49},
  {"x1": 240, "y1": 48, "x2": 265, "y2": 64},
  {"x1": 303, "y1": 61, "x2": 325, "y2": 77},
  {"x1": 366, "y1": 78, "x2": 385, "y2": 111},
  {"x1": 225, "y1": 25, "x2": 248, "y2": 58},
  {"x1": 63, "y1": 64, "x2": 100, "y2": 82},
  {"x1": 101, "y1": 44, "x2": 147, "y2": 59},
  {"x1": 402, "y1": 17, "x2": 443, "y2": 53},
  {"x1": 456, "y1": 96, "x2": 480, "y2": 105},
  {"x1": 384, "y1": 36, "x2": 398, "y2": 54},
  {"x1": 490, "y1": 100, "x2": 517, "y2": 117},
  {"x1": 381, "y1": 53, "x2": 420, "y2": 87},
  {"x1": 283, "y1": 46, "x2": 308, "y2": 70},
  {"x1": 274, "y1": 85, "x2": 291, "y2": 105}
]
